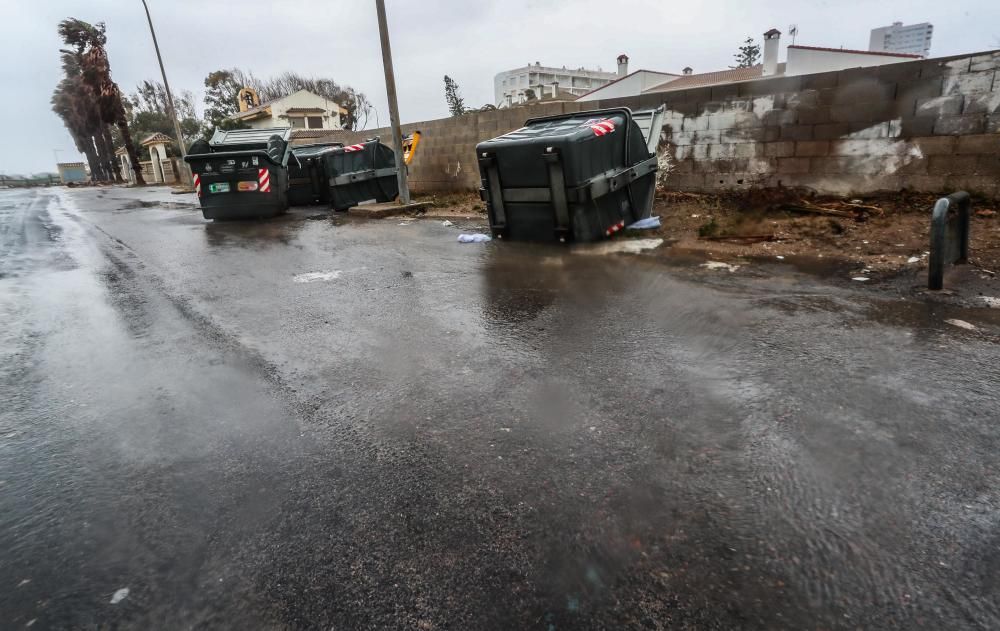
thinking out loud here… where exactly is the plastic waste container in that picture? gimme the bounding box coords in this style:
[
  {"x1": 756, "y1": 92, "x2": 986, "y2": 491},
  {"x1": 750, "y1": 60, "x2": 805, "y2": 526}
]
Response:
[
  {"x1": 476, "y1": 106, "x2": 665, "y2": 243},
  {"x1": 184, "y1": 127, "x2": 292, "y2": 221},
  {"x1": 287, "y1": 142, "x2": 343, "y2": 206},
  {"x1": 321, "y1": 138, "x2": 399, "y2": 211}
]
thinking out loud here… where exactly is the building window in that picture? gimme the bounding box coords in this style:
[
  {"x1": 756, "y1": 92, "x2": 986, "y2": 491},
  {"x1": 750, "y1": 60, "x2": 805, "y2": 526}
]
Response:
[
  {"x1": 289, "y1": 117, "x2": 305, "y2": 129},
  {"x1": 307, "y1": 116, "x2": 324, "y2": 129}
]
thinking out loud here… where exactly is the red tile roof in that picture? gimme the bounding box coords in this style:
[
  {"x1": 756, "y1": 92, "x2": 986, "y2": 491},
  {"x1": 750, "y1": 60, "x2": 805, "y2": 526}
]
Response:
[
  {"x1": 788, "y1": 45, "x2": 922, "y2": 59},
  {"x1": 645, "y1": 64, "x2": 788, "y2": 93}
]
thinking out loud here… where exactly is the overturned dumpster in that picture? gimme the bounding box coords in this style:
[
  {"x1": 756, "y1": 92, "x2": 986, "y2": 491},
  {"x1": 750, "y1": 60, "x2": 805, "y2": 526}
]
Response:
[
  {"x1": 288, "y1": 143, "x2": 343, "y2": 206},
  {"x1": 185, "y1": 127, "x2": 292, "y2": 220},
  {"x1": 322, "y1": 139, "x2": 400, "y2": 211},
  {"x1": 477, "y1": 107, "x2": 665, "y2": 243}
]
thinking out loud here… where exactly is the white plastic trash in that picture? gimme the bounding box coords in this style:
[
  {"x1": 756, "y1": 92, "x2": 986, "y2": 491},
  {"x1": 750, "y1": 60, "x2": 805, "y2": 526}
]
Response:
[
  {"x1": 627, "y1": 216, "x2": 661, "y2": 230},
  {"x1": 457, "y1": 233, "x2": 491, "y2": 243}
]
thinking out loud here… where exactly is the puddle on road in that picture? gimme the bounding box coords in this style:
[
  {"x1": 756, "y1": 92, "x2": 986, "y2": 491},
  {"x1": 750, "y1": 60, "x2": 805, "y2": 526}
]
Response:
[{"x1": 293, "y1": 271, "x2": 342, "y2": 283}]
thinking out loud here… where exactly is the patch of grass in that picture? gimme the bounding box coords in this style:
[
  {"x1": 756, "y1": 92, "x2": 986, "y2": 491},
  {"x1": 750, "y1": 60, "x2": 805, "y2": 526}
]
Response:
[{"x1": 698, "y1": 217, "x2": 719, "y2": 237}]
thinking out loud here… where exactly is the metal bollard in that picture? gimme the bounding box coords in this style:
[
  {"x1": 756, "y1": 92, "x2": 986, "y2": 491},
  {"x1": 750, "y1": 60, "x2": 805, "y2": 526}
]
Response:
[{"x1": 928, "y1": 191, "x2": 971, "y2": 290}]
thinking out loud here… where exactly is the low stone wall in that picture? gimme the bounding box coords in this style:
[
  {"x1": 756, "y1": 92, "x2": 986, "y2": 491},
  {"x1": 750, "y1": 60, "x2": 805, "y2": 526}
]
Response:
[{"x1": 295, "y1": 49, "x2": 1000, "y2": 199}]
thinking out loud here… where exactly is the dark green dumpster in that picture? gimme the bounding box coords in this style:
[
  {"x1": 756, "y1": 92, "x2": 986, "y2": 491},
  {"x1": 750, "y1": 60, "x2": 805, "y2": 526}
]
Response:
[
  {"x1": 184, "y1": 127, "x2": 292, "y2": 221},
  {"x1": 321, "y1": 139, "x2": 400, "y2": 211},
  {"x1": 476, "y1": 107, "x2": 665, "y2": 243},
  {"x1": 288, "y1": 142, "x2": 343, "y2": 206}
]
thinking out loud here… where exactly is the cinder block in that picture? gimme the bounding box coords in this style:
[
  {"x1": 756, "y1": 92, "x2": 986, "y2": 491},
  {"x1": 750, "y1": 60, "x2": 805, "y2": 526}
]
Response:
[
  {"x1": 682, "y1": 116, "x2": 710, "y2": 132},
  {"x1": 928, "y1": 155, "x2": 978, "y2": 175},
  {"x1": 672, "y1": 159, "x2": 695, "y2": 174},
  {"x1": 933, "y1": 115, "x2": 986, "y2": 135},
  {"x1": 762, "y1": 127, "x2": 781, "y2": 142},
  {"x1": 830, "y1": 139, "x2": 901, "y2": 156},
  {"x1": 847, "y1": 121, "x2": 890, "y2": 139},
  {"x1": 796, "y1": 108, "x2": 831, "y2": 125},
  {"x1": 915, "y1": 95, "x2": 964, "y2": 117},
  {"x1": 747, "y1": 157, "x2": 776, "y2": 174},
  {"x1": 764, "y1": 141, "x2": 796, "y2": 157},
  {"x1": 963, "y1": 93, "x2": 1000, "y2": 115},
  {"x1": 690, "y1": 130, "x2": 722, "y2": 144},
  {"x1": 832, "y1": 76, "x2": 896, "y2": 104},
  {"x1": 668, "y1": 173, "x2": 707, "y2": 190},
  {"x1": 943, "y1": 71, "x2": 995, "y2": 95},
  {"x1": 709, "y1": 111, "x2": 757, "y2": 130},
  {"x1": 732, "y1": 143, "x2": 758, "y2": 158},
  {"x1": 777, "y1": 157, "x2": 810, "y2": 174},
  {"x1": 899, "y1": 117, "x2": 937, "y2": 137},
  {"x1": 795, "y1": 140, "x2": 830, "y2": 157},
  {"x1": 970, "y1": 52, "x2": 1000, "y2": 73},
  {"x1": 956, "y1": 134, "x2": 1000, "y2": 154},
  {"x1": 738, "y1": 76, "x2": 803, "y2": 97},
  {"x1": 811, "y1": 156, "x2": 851, "y2": 174},
  {"x1": 709, "y1": 144, "x2": 736, "y2": 159},
  {"x1": 877, "y1": 61, "x2": 925, "y2": 83},
  {"x1": 761, "y1": 109, "x2": 797, "y2": 126},
  {"x1": 811, "y1": 122, "x2": 850, "y2": 140},
  {"x1": 945, "y1": 175, "x2": 999, "y2": 198},
  {"x1": 977, "y1": 154, "x2": 1000, "y2": 176},
  {"x1": 800, "y1": 71, "x2": 840, "y2": 90},
  {"x1": 780, "y1": 125, "x2": 813, "y2": 141},
  {"x1": 899, "y1": 175, "x2": 946, "y2": 193},
  {"x1": 710, "y1": 83, "x2": 741, "y2": 100},
  {"x1": 720, "y1": 126, "x2": 766, "y2": 142},
  {"x1": 830, "y1": 102, "x2": 892, "y2": 123},
  {"x1": 896, "y1": 78, "x2": 944, "y2": 110},
  {"x1": 786, "y1": 91, "x2": 820, "y2": 109},
  {"x1": 913, "y1": 136, "x2": 957, "y2": 155}
]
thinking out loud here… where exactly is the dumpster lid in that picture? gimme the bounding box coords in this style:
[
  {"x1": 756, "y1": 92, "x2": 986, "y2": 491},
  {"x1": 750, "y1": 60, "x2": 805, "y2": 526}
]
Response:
[
  {"x1": 209, "y1": 127, "x2": 292, "y2": 147},
  {"x1": 630, "y1": 106, "x2": 666, "y2": 154},
  {"x1": 291, "y1": 142, "x2": 344, "y2": 158}
]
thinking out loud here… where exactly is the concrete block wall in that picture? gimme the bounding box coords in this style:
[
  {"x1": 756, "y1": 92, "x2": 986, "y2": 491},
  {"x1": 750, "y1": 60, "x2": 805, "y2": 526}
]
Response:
[{"x1": 295, "y1": 50, "x2": 1000, "y2": 198}]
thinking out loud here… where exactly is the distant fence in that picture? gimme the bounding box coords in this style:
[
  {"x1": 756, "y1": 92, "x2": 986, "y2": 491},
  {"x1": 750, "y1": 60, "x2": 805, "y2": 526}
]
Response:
[{"x1": 0, "y1": 174, "x2": 60, "y2": 188}]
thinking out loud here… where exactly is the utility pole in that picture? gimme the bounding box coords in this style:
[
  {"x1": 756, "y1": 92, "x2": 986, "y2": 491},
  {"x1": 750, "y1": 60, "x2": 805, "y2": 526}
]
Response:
[
  {"x1": 141, "y1": 0, "x2": 191, "y2": 185},
  {"x1": 375, "y1": 0, "x2": 410, "y2": 204}
]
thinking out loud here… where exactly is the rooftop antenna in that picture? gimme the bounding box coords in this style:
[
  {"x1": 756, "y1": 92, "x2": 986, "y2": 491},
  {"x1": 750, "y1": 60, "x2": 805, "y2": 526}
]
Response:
[{"x1": 789, "y1": 24, "x2": 799, "y2": 45}]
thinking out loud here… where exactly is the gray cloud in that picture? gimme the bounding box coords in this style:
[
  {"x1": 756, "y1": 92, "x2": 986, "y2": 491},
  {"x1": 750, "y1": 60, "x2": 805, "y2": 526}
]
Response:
[{"x1": 3, "y1": 0, "x2": 996, "y2": 174}]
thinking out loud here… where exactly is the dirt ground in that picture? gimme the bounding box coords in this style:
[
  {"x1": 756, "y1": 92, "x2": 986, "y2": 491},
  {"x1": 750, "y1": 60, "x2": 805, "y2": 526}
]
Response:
[{"x1": 416, "y1": 189, "x2": 1000, "y2": 277}]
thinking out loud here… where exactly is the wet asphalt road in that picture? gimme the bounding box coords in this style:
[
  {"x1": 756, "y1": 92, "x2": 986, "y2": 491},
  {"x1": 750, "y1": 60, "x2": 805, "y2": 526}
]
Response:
[{"x1": 2, "y1": 186, "x2": 1000, "y2": 630}]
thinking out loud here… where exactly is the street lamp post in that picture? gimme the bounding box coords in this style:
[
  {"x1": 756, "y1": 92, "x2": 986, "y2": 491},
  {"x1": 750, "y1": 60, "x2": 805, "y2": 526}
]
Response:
[
  {"x1": 374, "y1": 0, "x2": 410, "y2": 204},
  {"x1": 140, "y1": 0, "x2": 190, "y2": 185}
]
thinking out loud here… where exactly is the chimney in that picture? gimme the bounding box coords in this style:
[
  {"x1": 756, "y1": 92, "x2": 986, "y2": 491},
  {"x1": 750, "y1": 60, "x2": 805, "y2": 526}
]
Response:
[
  {"x1": 682, "y1": 66, "x2": 693, "y2": 75},
  {"x1": 763, "y1": 28, "x2": 781, "y2": 76},
  {"x1": 551, "y1": 82, "x2": 559, "y2": 98},
  {"x1": 617, "y1": 54, "x2": 629, "y2": 76}
]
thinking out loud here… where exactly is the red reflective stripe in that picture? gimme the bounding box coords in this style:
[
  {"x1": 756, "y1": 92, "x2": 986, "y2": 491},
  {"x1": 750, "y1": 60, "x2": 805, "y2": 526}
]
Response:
[
  {"x1": 344, "y1": 143, "x2": 365, "y2": 152},
  {"x1": 605, "y1": 220, "x2": 625, "y2": 236},
  {"x1": 589, "y1": 119, "x2": 616, "y2": 137},
  {"x1": 258, "y1": 168, "x2": 271, "y2": 193},
  {"x1": 193, "y1": 174, "x2": 201, "y2": 196}
]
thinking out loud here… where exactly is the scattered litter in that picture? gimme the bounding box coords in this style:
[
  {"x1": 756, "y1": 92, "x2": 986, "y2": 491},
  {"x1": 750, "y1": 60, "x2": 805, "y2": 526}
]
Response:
[
  {"x1": 975, "y1": 209, "x2": 996, "y2": 217},
  {"x1": 576, "y1": 238, "x2": 663, "y2": 255},
  {"x1": 690, "y1": 214, "x2": 701, "y2": 218},
  {"x1": 26, "y1": 620, "x2": 36, "y2": 628},
  {"x1": 946, "y1": 319, "x2": 977, "y2": 331},
  {"x1": 776, "y1": 255, "x2": 785, "y2": 260},
  {"x1": 293, "y1": 271, "x2": 342, "y2": 283},
  {"x1": 500, "y1": 427, "x2": 511, "y2": 432},
  {"x1": 441, "y1": 220, "x2": 454, "y2": 227},
  {"x1": 110, "y1": 588, "x2": 129, "y2": 605},
  {"x1": 398, "y1": 221, "x2": 412, "y2": 226},
  {"x1": 852, "y1": 277, "x2": 870, "y2": 282},
  {"x1": 17, "y1": 579, "x2": 30, "y2": 588},
  {"x1": 982, "y1": 297, "x2": 1000, "y2": 308},
  {"x1": 627, "y1": 216, "x2": 661, "y2": 230},
  {"x1": 702, "y1": 261, "x2": 741, "y2": 272},
  {"x1": 457, "y1": 233, "x2": 491, "y2": 243},
  {"x1": 907, "y1": 256, "x2": 921, "y2": 263}
]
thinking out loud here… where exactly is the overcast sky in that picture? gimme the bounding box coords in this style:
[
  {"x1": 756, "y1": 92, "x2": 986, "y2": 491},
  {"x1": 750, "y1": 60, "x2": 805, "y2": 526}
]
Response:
[{"x1": 4, "y1": 0, "x2": 997, "y2": 174}]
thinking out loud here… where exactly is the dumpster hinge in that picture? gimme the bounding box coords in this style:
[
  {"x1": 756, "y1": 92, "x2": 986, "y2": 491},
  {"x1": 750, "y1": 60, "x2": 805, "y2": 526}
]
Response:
[{"x1": 543, "y1": 147, "x2": 571, "y2": 242}]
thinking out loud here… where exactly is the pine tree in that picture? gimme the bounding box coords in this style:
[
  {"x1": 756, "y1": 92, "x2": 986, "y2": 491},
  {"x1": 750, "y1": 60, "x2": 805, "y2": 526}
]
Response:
[
  {"x1": 732, "y1": 37, "x2": 761, "y2": 68},
  {"x1": 443, "y1": 75, "x2": 466, "y2": 117}
]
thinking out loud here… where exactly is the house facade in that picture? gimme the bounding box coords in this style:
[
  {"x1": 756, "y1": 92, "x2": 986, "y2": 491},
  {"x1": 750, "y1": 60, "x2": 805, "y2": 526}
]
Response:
[{"x1": 231, "y1": 89, "x2": 347, "y2": 131}]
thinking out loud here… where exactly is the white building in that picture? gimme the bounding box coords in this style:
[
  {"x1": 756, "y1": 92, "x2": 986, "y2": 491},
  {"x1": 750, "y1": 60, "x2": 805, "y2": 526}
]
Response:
[
  {"x1": 579, "y1": 29, "x2": 923, "y2": 101},
  {"x1": 231, "y1": 89, "x2": 347, "y2": 131},
  {"x1": 494, "y1": 59, "x2": 624, "y2": 107},
  {"x1": 869, "y1": 22, "x2": 933, "y2": 58}
]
